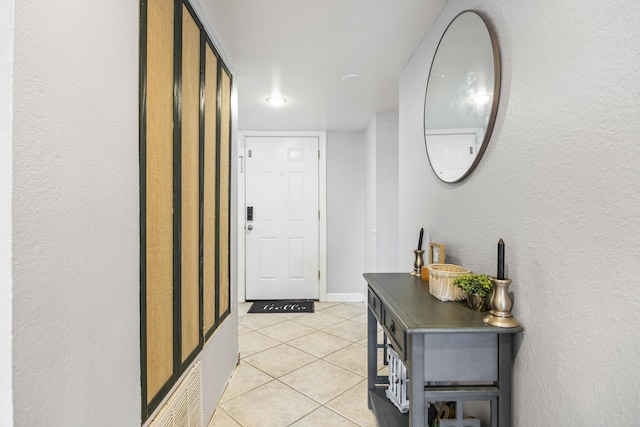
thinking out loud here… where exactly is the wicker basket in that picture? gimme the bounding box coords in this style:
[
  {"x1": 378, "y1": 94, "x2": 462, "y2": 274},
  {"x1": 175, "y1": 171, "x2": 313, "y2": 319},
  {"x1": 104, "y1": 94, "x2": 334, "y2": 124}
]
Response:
[{"x1": 428, "y1": 264, "x2": 470, "y2": 301}]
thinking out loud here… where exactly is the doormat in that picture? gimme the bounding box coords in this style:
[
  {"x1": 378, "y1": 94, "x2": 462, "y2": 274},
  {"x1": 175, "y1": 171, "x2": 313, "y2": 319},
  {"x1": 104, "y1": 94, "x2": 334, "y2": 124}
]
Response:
[{"x1": 248, "y1": 300, "x2": 314, "y2": 314}]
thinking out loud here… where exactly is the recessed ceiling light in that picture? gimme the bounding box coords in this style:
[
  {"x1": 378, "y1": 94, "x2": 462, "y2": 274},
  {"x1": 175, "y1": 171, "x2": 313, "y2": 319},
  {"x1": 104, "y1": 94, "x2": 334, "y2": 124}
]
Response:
[
  {"x1": 265, "y1": 96, "x2": 287, "y2": 106},
  {"x1": 342, "y1": 74, "x2": 361, "y2": 83}
]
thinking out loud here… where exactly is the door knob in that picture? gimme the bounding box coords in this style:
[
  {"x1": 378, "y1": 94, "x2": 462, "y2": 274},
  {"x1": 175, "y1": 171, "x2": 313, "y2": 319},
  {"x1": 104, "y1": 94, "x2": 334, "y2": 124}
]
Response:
[{"x1": 247, "y1": 224, "x2": 254, "y2": 230}]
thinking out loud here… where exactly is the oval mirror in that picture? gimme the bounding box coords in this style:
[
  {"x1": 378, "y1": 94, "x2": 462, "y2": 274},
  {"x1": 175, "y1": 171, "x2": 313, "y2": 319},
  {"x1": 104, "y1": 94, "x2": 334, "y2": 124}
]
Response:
[{"x1": 424, "y1": 11, "x2": 500, "y2": 183}]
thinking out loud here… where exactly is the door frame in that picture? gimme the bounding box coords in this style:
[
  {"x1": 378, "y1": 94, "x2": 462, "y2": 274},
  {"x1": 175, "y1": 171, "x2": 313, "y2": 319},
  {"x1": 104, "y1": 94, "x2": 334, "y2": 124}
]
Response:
[{"x1": 237, "y1": 131, "x2": 327, "y2": 302}]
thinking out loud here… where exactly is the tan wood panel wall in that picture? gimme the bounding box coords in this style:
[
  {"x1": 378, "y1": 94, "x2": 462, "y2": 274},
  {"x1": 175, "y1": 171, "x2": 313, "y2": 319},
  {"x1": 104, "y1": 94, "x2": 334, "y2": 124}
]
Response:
[
  {"x1": 203, "y1": 44, "x2": 218, "y2": 336},
  {"x1": 180, "y1": 4, "x2": 201, "y2": 363},
  {"x1": 218, "y1": 69, "x2": 231, "y2": 316},
  {"x1": 145, "y1": 0, "x2": 174, "y2": 404},
  {"x1": 142, "y1": 0, "x2": 232, "y2": 419}
]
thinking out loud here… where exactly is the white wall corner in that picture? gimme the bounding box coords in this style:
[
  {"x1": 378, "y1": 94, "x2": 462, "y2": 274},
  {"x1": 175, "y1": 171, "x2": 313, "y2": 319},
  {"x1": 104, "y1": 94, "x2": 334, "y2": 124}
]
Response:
[{"x1": 325, "y1": 293, "x2": 365, "y2": 303}]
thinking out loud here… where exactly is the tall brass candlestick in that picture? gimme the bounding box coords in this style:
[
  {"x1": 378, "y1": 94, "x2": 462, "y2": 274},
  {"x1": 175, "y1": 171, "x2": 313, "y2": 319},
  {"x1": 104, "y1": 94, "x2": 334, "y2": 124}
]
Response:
[
  {"x1": 483, "y1": 277, "x2": 520, "y2": 328},
  {"x1": 411, "y1": 249, "x2": 425, "y2": 276}
]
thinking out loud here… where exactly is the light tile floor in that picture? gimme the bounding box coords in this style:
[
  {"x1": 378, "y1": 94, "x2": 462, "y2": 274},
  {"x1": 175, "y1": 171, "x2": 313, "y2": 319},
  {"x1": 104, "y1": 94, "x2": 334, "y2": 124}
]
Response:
[{"x1": 209, "y1": 302, "x2": 386, "y2": 427}]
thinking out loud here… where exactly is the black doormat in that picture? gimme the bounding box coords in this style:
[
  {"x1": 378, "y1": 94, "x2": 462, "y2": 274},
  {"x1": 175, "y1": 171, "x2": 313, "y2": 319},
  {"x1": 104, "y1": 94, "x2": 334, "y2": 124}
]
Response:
[{"x1": 248, "y1": 300, "x2": 314, "y2": 314}]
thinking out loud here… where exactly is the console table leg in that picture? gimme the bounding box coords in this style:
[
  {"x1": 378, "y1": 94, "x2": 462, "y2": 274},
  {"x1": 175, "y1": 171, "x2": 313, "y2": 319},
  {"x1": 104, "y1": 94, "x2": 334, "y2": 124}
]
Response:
[
  {"x1": 490, "y1": 397, "x2": 498, "y2": 427},
  {"x1": 408, "y1": 334, "x2": 425, "y2": 427},
  {"x1": 498, "y1": 333, "x2": 513, "y2": 427},
  {"x1": 367, "y1": 308, "x2": 377, "y2": 409}
]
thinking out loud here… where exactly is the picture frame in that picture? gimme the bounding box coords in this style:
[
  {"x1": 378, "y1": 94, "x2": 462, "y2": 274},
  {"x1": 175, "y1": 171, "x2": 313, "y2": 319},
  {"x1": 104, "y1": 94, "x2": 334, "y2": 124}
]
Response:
[{"x1": 429, "y1": 242, "x2": 445, "y2": 264}]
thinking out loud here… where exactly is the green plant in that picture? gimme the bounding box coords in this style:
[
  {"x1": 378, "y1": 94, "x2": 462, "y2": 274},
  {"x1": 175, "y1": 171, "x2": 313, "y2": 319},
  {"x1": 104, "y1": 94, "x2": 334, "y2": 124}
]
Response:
[{"x1": 453, "y1": 274, "x2": 493, "y2": 297}]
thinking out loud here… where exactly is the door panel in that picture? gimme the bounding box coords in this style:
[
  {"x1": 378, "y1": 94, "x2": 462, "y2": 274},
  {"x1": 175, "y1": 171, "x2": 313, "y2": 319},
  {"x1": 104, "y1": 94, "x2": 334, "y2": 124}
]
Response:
[{"x1": 246, "y1": 136, "x2": 319, "y2": 300}]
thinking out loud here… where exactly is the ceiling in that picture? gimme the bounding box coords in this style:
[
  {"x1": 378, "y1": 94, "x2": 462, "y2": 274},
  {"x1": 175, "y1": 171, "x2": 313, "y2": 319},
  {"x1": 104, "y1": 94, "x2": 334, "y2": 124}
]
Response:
[{"x1": 200, "y1": 0, "x2": 446, "y2": 132}]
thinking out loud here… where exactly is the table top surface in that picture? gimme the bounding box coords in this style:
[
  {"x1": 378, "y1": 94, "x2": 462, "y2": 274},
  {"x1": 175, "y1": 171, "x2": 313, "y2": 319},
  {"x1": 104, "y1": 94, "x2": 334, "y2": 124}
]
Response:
[{"x1": 364, "y1": 272, "x2": 523, "y2": 334}]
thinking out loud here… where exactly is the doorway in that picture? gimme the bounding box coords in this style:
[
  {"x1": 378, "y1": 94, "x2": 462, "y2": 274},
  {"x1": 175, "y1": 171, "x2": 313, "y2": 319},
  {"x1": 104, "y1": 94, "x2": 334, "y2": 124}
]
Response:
[{"x1": 242, "y1": 132, "x2": 326, "y2": 301}]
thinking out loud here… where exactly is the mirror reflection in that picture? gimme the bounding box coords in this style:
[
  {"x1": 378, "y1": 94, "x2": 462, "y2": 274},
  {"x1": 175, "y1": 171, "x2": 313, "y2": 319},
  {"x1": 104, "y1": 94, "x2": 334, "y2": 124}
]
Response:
[{"x1": 424, "y1": 11, "x2": 500, "y2": 183}]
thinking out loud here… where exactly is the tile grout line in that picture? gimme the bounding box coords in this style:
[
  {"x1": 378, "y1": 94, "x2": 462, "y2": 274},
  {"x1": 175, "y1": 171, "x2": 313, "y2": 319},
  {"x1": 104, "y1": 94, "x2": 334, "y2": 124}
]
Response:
[{"x1": 212, "y1": 303, "x2": 376, "y2": 427}]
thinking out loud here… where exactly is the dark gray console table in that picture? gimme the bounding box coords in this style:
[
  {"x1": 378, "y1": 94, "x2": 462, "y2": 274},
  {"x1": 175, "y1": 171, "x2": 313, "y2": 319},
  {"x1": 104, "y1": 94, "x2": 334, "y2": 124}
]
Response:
[{"x1": 365, "y1": 273, "x2": 522, "y2": 427}]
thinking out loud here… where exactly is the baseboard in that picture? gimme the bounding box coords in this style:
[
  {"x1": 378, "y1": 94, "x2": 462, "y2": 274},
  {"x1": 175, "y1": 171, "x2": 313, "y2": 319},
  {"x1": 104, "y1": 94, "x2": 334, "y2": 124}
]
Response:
[
  {"x1": 240, "y1": 293, "x2": 365, "y2": 303},
  {"x1": 325, "y1": 293, "x2": 365, "y2": 303}
]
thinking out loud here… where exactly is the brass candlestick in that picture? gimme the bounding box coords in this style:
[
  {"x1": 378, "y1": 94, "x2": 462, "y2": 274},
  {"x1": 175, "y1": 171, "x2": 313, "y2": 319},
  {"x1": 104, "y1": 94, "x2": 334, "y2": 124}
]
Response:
[
  {"x1": 411, "y1": 249, "x2": 425, "y2": 276},
  {"x1": 483, "y1": 277, "x2": 520, "y2": 328}
]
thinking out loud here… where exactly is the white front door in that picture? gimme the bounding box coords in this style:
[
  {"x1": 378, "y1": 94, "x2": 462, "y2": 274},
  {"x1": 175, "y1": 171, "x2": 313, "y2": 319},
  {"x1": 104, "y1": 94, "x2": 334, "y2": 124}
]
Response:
[{"x1": 245, "y1": 136, "x2": 319, "y2": 300}]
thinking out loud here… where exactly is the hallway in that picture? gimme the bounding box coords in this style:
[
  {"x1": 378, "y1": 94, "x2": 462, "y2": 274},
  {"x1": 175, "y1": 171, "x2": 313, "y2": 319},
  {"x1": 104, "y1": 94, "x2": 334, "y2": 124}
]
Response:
[{"x1": 208, "y1": 302, "x2": 383, "y2": 426}]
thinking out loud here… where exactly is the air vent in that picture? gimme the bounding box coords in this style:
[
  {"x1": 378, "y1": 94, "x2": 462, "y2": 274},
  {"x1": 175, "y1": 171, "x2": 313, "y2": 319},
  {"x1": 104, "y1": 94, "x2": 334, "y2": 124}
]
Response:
[{"x1": 149, "y1": 361, "x2": 203, "y2": 427}]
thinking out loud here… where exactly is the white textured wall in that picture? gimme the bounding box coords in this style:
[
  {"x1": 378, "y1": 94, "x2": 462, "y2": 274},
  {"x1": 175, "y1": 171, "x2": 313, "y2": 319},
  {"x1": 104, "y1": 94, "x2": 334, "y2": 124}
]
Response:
[
  {"x1": 200, "y1": 316, "x2": 238, "y2": 425},
  {"x1": 12, "y1": 0, "x2": 240, "y2": 425},
  {"x1": 12, "y1": 0, "x2": 141, "y2": 424},
  {"x1": 364, "y1": 120, "x2": 377, "y2": 274},
  {"x1": 374, "y1": 113, "x2": 399, "y2": 272},
  {"x1": 326, "y1": 132, "x2": 366, "y2": 297},
  {"x1": 399, "y1": 0, "x2": 640, "y2": 424},
  {"x1": 1, "y1": 0, "x2": 14, "y2": 425},
  {"x1": 364, "y1": 114, "x2": 400, "y2": 274}
]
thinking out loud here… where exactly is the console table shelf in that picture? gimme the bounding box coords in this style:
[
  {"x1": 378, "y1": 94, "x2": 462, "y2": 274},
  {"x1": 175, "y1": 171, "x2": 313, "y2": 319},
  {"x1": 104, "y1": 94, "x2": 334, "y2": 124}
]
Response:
[
  {"x1": 365, "y1": 273, "x2": 522, "y2": 427},
  {"x1": 369, "y1": 388, "x2": 409, "y2": 427}
]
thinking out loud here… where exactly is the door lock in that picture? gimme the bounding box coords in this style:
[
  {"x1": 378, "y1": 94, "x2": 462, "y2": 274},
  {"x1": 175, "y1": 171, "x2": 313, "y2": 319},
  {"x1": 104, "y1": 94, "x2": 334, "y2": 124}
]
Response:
[{"x1": 247, "y1": 224, "x2": 254, "y2": 231}]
